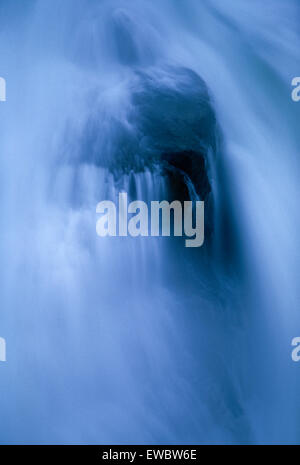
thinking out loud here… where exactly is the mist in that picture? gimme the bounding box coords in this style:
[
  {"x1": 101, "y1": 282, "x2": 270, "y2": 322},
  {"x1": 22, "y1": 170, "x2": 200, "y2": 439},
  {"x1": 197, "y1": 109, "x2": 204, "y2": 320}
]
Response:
[{"x1": 0, "y1": 0, "x2": 299, "y2": 444}]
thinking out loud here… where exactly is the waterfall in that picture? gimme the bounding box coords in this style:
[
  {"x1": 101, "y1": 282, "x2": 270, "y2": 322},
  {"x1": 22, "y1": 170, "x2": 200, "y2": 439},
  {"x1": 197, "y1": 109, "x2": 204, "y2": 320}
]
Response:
[{"x1": 0, "y1": 0, "x2": 299, "y2": 445}]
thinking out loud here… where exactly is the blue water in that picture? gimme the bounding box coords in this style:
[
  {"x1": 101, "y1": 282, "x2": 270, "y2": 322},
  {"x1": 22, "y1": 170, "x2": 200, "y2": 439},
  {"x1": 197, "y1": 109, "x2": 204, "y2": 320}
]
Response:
[{"x1": 0, "y1": 0, "x2": 299, "y2": 444}]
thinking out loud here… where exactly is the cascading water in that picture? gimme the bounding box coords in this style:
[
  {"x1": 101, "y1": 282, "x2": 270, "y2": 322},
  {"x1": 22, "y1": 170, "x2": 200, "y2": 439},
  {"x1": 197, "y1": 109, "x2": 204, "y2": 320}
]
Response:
[{"x1": 0, "y1": 0, "x2": 299, "y2": 445}]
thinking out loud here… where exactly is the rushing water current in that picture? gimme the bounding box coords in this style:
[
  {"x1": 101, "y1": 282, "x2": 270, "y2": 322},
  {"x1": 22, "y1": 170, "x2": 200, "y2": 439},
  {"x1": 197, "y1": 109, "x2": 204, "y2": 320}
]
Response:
[{"x1": 0, "y1": 0, "x2": 300, "y2": 444}]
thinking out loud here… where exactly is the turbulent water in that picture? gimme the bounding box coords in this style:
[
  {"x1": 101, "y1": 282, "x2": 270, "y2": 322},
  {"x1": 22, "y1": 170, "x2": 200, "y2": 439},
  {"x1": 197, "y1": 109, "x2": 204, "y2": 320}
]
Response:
[{"x1": 0, "y1": 0, "x2": 299, "y2": 444}]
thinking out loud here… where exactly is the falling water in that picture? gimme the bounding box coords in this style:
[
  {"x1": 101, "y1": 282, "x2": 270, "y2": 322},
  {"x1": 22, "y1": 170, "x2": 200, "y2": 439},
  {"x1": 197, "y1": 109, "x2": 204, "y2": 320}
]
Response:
[{"x1": 0, "y1": 0, "x2": 299, "y2": 444}]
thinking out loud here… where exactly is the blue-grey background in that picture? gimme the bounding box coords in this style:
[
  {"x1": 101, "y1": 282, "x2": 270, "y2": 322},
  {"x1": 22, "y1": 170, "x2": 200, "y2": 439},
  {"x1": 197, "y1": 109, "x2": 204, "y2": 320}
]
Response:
[{"x1": 0, "y1": 0, "x2": 299, "y2": 445}]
